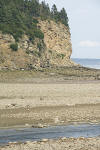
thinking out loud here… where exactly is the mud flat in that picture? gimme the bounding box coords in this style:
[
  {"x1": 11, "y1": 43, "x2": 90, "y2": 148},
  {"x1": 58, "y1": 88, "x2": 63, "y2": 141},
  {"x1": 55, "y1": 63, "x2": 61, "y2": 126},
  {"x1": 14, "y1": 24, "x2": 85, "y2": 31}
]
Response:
[{"x1": 0, "y1": 82, "x2": 100, "y2": 127}]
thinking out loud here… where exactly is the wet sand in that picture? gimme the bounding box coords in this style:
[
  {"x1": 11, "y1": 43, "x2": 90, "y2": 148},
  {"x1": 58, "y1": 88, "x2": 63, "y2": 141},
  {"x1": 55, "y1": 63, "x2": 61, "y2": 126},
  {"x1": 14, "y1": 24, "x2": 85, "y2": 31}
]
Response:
[{"x1": 1, "y1": 104, "x2": 100, "y2": 128}]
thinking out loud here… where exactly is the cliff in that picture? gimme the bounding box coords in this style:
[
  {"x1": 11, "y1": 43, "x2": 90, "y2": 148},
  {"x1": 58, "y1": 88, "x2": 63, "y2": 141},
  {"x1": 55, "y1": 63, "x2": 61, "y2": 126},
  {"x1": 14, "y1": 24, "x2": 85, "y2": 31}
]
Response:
[{"x1": 0, "y1": 20, "x2": 75, "y2": 70}]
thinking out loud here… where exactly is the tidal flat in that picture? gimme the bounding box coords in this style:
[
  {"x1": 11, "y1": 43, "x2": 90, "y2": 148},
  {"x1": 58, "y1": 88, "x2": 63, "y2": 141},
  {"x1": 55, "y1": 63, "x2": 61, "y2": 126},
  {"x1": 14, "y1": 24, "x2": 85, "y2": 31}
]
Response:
[{"x1": 0, "y1": 68, "x2": 100, "y2": 149}]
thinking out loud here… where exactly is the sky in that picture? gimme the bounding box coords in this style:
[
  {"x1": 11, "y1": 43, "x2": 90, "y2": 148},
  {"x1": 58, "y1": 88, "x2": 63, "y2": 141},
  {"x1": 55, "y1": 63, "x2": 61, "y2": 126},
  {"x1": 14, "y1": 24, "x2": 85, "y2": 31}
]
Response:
[{"x1": 40, "y1": 0, "x2": 100, "y2": 58}]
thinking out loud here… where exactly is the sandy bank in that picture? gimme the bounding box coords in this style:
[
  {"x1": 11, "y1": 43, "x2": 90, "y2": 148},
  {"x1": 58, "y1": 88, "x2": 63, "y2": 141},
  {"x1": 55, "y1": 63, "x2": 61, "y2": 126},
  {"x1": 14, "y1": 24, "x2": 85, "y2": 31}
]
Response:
[
  {"x1": 0, "y1": 82, "x2": 100, "y2": 109},
  {"x1": 1, "y1": 137, "x2": 100, "y2": 150}
]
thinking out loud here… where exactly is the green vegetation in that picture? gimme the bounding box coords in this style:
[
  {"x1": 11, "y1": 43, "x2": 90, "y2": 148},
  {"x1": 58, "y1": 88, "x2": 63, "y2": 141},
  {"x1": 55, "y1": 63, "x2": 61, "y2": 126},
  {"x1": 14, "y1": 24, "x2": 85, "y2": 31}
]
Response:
[
  {"x1": 10, "y1": 43, "x2": 18, "y2": 51},
  {"x1": 51, "y1": 5, "x2": 69, "y2": 27},
  {"x1": 37, "y1": 42, "x2": 43, "y2": 51},
  {"x1": 57, "y1": 53, "x2": 66, "y2": 59},
  {"x1": 26, "y1": 50, "x2": 41, "y2": 57},
  {"x1": 49, "y1": 50, "x2": 53, "y2": 54},
  {"x1": 33, "y1": 51, "x2": 41, "y2": 57},
  {"x1": 0, "y1": 0, "x2": 69, "y2": 42},
  {"x1": 60, "y1": 54, "x2": 66, "y2": 59}
]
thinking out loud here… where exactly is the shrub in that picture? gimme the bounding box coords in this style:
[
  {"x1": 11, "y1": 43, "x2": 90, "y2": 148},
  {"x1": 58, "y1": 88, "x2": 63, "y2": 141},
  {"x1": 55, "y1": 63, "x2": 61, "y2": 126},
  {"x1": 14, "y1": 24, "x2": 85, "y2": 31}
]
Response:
[
  {"x1": 10, "y1": 43, "x2": 18, "y2": 51},
  {"x1": 57, "y1": 53, "x2": 66, "y2": 59},
  {"x1": 34, "y1": 30, "x2": 44, "y2": 39},
  {"x1": 37, "y1": 42, "x2": 43, "y2": 51},
  {"x1": 33, "y1": 51, "x2": 41, "y2": 57},
  {"x1": 61, "y1": 54, "x2": 66, "y2": 59},
  {"x1": 49, "y1": 50, "x2": 52, "y2": 54}
]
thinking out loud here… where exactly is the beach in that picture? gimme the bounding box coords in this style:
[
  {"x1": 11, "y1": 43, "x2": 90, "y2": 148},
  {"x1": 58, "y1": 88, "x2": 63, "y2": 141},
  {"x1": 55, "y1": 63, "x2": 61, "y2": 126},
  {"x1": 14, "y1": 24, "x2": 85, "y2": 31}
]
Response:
[
  {"x1": 0, "y1": 70, "x2": 100, "y2": 149},
  {"x1": 0, "y1": 80, "x2": 100, "y2": 127}
]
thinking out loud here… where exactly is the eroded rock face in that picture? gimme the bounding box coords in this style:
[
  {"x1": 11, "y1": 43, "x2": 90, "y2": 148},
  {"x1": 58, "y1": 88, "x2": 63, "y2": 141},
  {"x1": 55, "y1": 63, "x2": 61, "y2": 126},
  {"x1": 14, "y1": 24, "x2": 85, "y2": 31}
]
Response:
[
  {"x1": 0, "y1": 32, "x2": 46, "y2": 70},
  {"x1": 39, "y1": 20, "x2": 72, "y2": 57},
  {"x1": 39, "y1": 20, "x2": 73, "y2": 66},
  {"x1": 0, "y1": 20, "x2": 75, "y2": 70}
]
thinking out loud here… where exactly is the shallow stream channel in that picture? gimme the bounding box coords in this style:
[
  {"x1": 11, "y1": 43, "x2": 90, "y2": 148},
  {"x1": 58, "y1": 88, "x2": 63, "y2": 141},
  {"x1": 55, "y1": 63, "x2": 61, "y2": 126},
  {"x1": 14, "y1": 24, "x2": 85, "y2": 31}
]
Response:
[{"x1": 0, "y1": 124, "x2": 100, "y2": 145}]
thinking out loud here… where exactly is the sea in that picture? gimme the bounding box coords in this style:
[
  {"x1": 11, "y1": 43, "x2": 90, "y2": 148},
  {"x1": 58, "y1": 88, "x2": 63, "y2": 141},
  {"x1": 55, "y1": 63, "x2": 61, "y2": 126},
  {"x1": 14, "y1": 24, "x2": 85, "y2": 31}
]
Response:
[{"x1": 72, "y1": 58, "x2": 100, "y2": 69}]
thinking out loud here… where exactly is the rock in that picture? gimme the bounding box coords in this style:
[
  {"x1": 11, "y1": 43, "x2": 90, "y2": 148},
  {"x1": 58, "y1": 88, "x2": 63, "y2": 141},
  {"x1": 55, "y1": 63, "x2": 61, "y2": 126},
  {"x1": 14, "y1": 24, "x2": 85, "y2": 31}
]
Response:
[
  {"x1": 37, "y1": 124, "x2": 44, "y2": 128},
  {"x1": 54, "y1": 117, "x2": 59, "y2": 123},
  {"x1": 5, "y1": 104, "x2": 11, "y2": 108},
  {"x1": 21, "y1": 68, "x2": 24, "y2": 71},
  {"x1": 40, "y1": 96, "x2": 44, "y2": 101},
  {"x1": 32, "y1": 124, "x2": 48, "y2": 128},
  {"x1": 11, "y1": 103, "x2": 17, "y2": 107},
  {"x1": 96, "y1": 75, "x2": 100, "y2": 80},
  {"x1": 28, "y1": 46, "x2": 33, "y2": 51},
  {"x1": 8, "y1": 142, "x2": 15, "y2": 145},
  {"x1": 0, "y1": 20, "x2": 75, "y2": 70},
  {"x1": 26, "y1": 141, "x2": 32, "y2": 144},
  {"x1": 79, "y1": 137, "x2": 85, "y2": 140},
  {"x1": 41, "y1": 139, "x2": 48, "y2": 142},
  {"x1": 25, "y1": 105, "x2": 30, "y2": 109},
  {"x1": 25, "y1": 124, "x2": 30, "y2": 127},
  {"x1": 12, "y1": 142, "x2": 17, "y2": 144},
  {"x1": 32, "y1": 124, "x2": 44, "y2": 128},
  {"x1": 49, "y1": 73, "x2": 55, "y2": 76},
  {"x1": 39, "y1": 20, "x2": 73, "y2": 67},
  {"x1": 61, "y1": 137, "x2": 67, "y2": 141}
]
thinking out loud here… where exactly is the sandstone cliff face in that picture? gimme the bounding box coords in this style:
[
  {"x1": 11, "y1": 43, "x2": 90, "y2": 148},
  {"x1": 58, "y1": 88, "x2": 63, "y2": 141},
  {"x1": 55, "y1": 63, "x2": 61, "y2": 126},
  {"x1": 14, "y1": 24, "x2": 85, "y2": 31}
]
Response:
[
  {"x1": 39, "y1": 20, "x2": 72, "y2": 66},
  {"x1": 0, "y1": 32, "x2": 46, "y2": 70},
  {"x1": 0, "y1": 20, "x2": 74, "y2": 70}
]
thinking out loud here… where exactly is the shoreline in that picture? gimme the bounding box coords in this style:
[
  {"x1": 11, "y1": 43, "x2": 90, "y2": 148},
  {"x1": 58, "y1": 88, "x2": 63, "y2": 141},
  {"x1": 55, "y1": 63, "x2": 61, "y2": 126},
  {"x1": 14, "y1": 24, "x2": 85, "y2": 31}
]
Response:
[
  {"x1": 0, "y1": 66, "x2": 100, "y2": 83},
  {"x1": 1, "y1": 137, "x2": 100, "y2": 150},
  {"x1": 0, "y1": 120, "x2": 100, "y2": 130},
  {"x1": 0, "y1": 104, "x2": 100, "y2": 128}
]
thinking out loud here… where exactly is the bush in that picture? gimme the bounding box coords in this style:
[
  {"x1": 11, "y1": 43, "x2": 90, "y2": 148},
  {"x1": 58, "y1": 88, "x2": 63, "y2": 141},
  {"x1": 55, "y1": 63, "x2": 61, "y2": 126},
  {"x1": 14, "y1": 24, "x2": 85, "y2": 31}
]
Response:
[
  {"x1": 10, "y1": 43, "x2": 18, "y2": 51},
  {"x1": 61, "y1": 54, "x2": 66, "y2": 59},
  {"x1": 57, "y1": 53, "x2": 66, "y2": 59},
  {"x1": 33, "y1": 51, "x2": 41, "y2": 57},
  {"x1": 37, "y1": 42, "x2": 43, "y2": 51},
  {"x1": 34, "y1": 30, "x2": 44, "y2": 39}
]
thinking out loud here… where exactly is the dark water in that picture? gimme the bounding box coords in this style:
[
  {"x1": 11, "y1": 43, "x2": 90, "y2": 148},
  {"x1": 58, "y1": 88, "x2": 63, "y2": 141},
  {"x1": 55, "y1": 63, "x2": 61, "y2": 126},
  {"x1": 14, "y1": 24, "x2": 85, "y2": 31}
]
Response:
[
  {"x1": 72, "y1": 58, "x2": 100, "y2": 69},
  {"x1": 0, "y1": 124, "x2": 100, "y2": 145}
]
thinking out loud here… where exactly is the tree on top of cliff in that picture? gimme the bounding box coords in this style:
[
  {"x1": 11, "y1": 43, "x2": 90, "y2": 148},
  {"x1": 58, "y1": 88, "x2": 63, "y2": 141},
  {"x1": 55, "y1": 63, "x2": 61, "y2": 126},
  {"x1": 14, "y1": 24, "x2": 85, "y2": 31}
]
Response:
[
  {"x1": 0, "y1": 0, "x2": 69, "y2": 41},
  {"x1": 51, "y1": 5, "x2": 69, "y2": 27},
  {"x1": 51, "y1": 4, "x2": 59, "y2": 21},
  {"x1": 60, "y1": 8, "x2": 69, "y2": 27},
  {"x1": 51, "y1": 4, "x2": 58, "y2": 15},
  {"x1": 40, "y1": 1, "x2": 50, "y2": 20}
]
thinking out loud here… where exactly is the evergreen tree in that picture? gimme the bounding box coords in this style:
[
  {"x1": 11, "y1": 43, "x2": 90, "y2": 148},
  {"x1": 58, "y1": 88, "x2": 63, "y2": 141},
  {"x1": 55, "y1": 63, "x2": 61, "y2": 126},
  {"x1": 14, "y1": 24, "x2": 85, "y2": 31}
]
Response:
[
  {"x1": 51, "y1": 4, "x2": 58, "y2": 18},
  {"x1": 0, "y1": 0, "x2": 69, "y2": 42},
  {"x1": 40, "y1": 1, "x2": 50, "y2": 19},
  {"x1": 60, "y1": 8, "x2": 69, "y2": 27}
]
